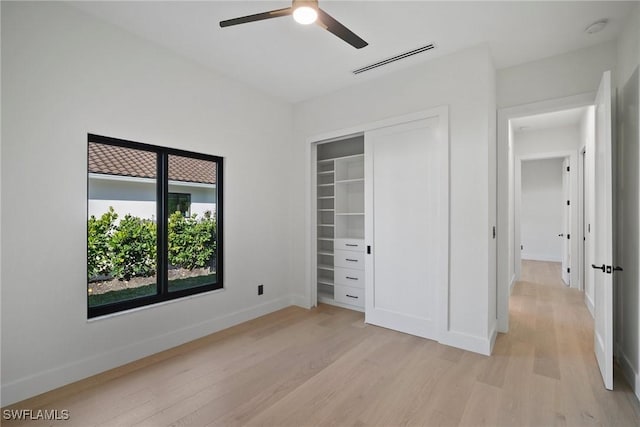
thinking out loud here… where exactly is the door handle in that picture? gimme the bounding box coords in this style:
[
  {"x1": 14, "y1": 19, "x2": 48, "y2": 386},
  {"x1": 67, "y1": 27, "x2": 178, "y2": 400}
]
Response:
[
  {"x1": 614, "y1": 266, "x2": 624, "y2": 272},
  {"x1": 592, "y1": 264, "x2": 605, "y2": 272},
  {"x1": 558, "y1": 233, "x2": 564, "y2": 237}
]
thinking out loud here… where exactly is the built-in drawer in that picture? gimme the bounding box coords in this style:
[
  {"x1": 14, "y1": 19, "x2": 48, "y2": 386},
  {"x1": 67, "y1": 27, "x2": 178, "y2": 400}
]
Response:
[
  {"x1": 335, "y1": 267, "x2": 364, "y2": 288},
  {"x1": 334, "y1": 238, "x2": 365, "y2": 252},
  {"x1": 334, "y1": 250, "x2": 365, "y2": 269},
  {"x1": 334, "y1": 285, "x2": 364, "y2": 307}
]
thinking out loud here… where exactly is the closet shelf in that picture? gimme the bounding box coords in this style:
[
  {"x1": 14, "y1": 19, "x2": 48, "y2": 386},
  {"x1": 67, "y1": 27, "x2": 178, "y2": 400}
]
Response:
[
  {"x1": 318, "y1": 290, "x2": 334, "y2": 303},
  {"x1": 317, "y1": 138, "x2": 365, "y2": 310},
  {"x1": 335, "y1": 178, "x2": 364, "y2": 184}
]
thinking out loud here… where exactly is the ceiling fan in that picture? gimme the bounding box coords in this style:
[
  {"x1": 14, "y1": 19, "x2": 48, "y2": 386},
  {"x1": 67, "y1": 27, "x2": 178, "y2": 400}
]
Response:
[{"x1": 219, "y1": 0, "x2": 368, "y2": 49}]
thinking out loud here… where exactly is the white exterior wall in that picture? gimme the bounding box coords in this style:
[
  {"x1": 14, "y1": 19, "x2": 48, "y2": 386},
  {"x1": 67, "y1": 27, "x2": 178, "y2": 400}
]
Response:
[
  {"x1": 88, "y1": 178, "x2": 216, "y2": 220},
  {"x1": 292, "y1": 46, "x2": 496, "y2": 354},
  {"x1": 1, "y1": 2, "x2": 293, "y2": 406},
  {"x1": 88, "y1": 178, "x2": 156, "y2": 220}
]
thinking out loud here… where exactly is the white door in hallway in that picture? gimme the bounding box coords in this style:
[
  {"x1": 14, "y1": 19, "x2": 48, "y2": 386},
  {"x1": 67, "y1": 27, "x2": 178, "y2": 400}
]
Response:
[
  {"x1": 561, "y1": 157, "x2": 571, "y2": 285},
  {"x1": 592, "y1": 70, "x2": 613, "y2": 390},
  {"x1": 364, "y1": 115, "x2": 448, "y2": 339}
]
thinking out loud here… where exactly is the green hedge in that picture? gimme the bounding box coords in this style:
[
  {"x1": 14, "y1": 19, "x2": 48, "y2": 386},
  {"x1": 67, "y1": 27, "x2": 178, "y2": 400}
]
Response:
[
  {"x1": 87, "y1": 207, "x2": 117, "y2": 278},
  {"x1": 168, "y1": 211, "x2": 216, "y2": 270},
  {"x1": 88, "y1": 207, "x2": 216, "y2": 281}
]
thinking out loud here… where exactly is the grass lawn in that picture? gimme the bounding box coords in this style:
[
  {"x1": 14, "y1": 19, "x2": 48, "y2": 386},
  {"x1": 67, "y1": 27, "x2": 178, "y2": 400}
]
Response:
[{"x1": 89, "y1": 273, "x2": 217, "y2": 307}]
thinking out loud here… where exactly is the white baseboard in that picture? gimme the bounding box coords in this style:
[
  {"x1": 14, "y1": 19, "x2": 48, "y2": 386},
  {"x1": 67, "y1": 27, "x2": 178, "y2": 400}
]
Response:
[
  {"x1": 585, "y1": 292, "x2": 595, "y2": 318},
  {"x1": 617, "y1": 347, "x2": 640, "y2": 404},
  {"x1": 439, "y1": 329, "x2": 493, "y2": 356},
  {"x1": 521, "y1": 254, "x2": 562, "y2": 263},
  {"x1": 488, "y1": 324, "x2": 498, "y2": 354},
  {"x1": 509, "y1": 274, "x2": 517, "y2": 293},
  {"x1": 1, "y1": 296, "x2": 291, "y2": 407},
  {"x1": 289, "y1": 294, "x2": 311, "y2": 309}
]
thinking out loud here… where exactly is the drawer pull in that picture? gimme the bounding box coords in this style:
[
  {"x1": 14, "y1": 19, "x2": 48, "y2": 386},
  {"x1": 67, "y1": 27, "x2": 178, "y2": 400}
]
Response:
[
  {"x1": 345, "y1": 258, "x2": 358, "y2": 262},
  {"x1": 346, "y1": 294, "x2": 359, "y2": 299},
  {"x1": 346, "y1": 276, "x2": 358, "y2": 280},
  {"x1": 345, "y1": 244, "x2": 358, "y2": 247}
]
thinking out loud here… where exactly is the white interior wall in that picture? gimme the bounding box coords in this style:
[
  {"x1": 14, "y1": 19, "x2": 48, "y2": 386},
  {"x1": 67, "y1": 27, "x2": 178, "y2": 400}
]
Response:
[
  {"x1": 292, "y1": 46, "x2": 496, "y2": 354},
  {"x1": 615, "y1": 2, "x2": 640, "y2": 403},
  {"x1": 520, "y1": 158, "x2": 564, "y2": 262},
  {"x1": 514, "y1": 125, "x2": 581, "y2": 155},
  {"x1": 497, "y1": 41, "x2": 616, "y2": 109},
  {"x1": 0, "y1": 0, "x2": 3, "y2": 409},
  {"x1": 1, "y1": 2, "x2": 294, "y2": 406}
]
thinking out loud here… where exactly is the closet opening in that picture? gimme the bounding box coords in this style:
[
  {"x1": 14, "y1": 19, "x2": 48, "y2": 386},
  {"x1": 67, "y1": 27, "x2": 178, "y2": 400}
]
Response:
[{"x1": 312, "y1": 134, "x2": 365, "y2": 311}]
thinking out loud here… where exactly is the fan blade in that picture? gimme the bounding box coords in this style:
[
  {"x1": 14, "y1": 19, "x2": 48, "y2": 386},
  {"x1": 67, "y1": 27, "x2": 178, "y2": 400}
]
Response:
[
  {"x1": 220, "y1": 7, "x2": 293, "y2": 27},
  {"x1": 316, "y1": 8, "x2": 368, "y2": 49}
]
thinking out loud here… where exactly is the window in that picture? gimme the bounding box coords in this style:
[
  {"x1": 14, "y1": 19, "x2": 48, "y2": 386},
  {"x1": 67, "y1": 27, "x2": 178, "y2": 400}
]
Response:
[
  {"x1": 87, "y1": 134, "x2": 223, "y2": 318},
  {"x1": 169, "y1": 193, "x2": 191, "y2": 217}
]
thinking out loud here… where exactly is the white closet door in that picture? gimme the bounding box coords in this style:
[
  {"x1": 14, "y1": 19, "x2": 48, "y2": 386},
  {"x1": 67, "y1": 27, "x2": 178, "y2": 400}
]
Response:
[{"x1": 364, "y1": 117, "x2": 447, "y2": 340}]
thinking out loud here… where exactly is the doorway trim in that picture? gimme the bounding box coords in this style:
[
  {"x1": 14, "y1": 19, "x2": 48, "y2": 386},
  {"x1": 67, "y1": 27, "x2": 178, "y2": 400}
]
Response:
[{"x1": 497, "y1": 92, "x2": 595, "y2": 332}]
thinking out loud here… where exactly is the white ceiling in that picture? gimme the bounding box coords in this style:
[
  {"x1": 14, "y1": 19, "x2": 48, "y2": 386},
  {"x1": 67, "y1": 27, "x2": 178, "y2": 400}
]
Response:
[
  {"x1": 511, "y1": 106, "x2": 590, "y2": 133},
  {"x1": 71, "y1": 1, "x2": 635, "y2": 103}
]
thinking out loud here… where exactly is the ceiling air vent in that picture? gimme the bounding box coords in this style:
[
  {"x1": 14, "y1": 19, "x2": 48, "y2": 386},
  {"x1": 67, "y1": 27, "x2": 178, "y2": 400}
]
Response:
[{"x1": 352, "y1": 44, "x2": 435, "y2": 75}]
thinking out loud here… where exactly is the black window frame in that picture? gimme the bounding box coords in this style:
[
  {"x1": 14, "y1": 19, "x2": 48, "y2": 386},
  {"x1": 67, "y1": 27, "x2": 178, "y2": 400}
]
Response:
[
  {"x1": 87, "y1": 133, "x2": 223, "y2": 318},
  {"x1": 168, "y1": 192, "x2": 192, "y2": 217}
]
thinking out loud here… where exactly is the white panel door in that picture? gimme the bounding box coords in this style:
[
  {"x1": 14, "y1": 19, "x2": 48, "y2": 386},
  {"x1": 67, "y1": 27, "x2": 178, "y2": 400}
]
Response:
[
  {"x1": 592, "y1": 70, "x2": 613, "y2": 390},
  {"x1": 364, "y1": 117, "x2": 446, "y2": 339},
  {"x1": 561, "y1": 158, "x2": 571, "y2": 285}
]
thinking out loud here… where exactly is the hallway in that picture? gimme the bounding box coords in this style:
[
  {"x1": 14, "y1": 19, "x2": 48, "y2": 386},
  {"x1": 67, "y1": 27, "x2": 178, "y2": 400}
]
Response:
[{"x1": 503, "y1": 260, "x2": 640, "y2": 425}]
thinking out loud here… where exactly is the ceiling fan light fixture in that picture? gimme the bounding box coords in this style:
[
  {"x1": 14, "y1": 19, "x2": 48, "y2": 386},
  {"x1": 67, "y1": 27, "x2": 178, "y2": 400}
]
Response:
[
  {"x1": 220, "y1": 0, "x2": 367, "y2": 49},
  {"x1": 293, "y1": 6, "x2": 317, "y2": 24},
  {"x1": 292, "y1": 0, "x2": 318, "y2": 25}
]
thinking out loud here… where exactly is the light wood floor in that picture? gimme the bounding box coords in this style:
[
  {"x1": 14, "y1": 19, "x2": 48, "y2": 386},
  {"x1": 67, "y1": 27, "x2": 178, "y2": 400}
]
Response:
[{"x1": 4, "y1": 260, "x2": 640, "y2": 426}]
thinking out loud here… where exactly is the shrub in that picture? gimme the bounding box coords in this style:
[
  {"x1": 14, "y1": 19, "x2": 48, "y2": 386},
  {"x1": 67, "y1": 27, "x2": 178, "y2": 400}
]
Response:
[
  {"x1": 87, "y1": 207, "x2": 117, "y2": 279},
  {"x1": 168, "y1": 210, "x2": 216, "y2": 270},
  {"x1": 87, "y1": 208, "x2": 215, "y2": 282},
  {"x1": 109, "y1": 214, "x2": 157, "y2": 280}
]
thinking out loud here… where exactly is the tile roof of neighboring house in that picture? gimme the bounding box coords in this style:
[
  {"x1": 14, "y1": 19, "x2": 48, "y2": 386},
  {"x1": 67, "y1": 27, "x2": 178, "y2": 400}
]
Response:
[{"x1": 88, "y1": 142, "x2": 216, "y2": 185}]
